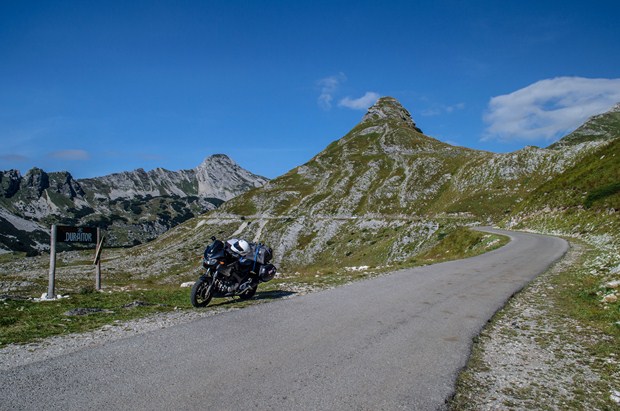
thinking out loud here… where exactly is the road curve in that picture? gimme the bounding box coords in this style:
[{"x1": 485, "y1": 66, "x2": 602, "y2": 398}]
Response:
[{"x1": 0, "y1": 228, "x2": 568, "y2": 410}]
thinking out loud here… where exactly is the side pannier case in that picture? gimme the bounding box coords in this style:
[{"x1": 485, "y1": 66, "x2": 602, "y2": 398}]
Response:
[
  {"x1": 259, "y1": 263, "x2": 277, "y2": 282},
  {"x1": 251, "y1": 244, "x2": 273, "y2": 264},
  {"x1": 259, "y1": 246, "x2": 273, "y2": 264}
]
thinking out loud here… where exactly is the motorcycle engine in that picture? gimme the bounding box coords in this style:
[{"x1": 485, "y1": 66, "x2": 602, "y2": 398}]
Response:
[
  {"x1": 217, "y1": 263, "x2": 233, "y2": 278},
  {"x1": 215, "y1": 278, "x2": 237, "y2": 293}
]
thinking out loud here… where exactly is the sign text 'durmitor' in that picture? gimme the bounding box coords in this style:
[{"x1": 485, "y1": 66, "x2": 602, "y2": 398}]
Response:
[{"x1": 56, "y1": 226, "x2": 97, "y2": 244}]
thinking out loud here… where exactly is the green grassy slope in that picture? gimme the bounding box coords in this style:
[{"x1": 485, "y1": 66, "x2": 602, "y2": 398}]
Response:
[{"x1": 113, "y1": 97, "x2": 607, "y2": 276}]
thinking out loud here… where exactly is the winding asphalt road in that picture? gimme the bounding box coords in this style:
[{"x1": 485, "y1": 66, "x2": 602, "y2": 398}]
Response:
[{"x1": 1, "y1": 228, "x2": 568, "y2": 410}]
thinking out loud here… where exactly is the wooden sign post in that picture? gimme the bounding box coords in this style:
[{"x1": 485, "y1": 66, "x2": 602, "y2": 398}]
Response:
[
  {"x1": 47, "y1": 225, "x2": 57, "y2": 299},
  {"x1": 47, "y1": 225, "x2": 98, "y2": 299},
  {"x1": 93, "y1": 228, "x2": 105, "y2": 290}
]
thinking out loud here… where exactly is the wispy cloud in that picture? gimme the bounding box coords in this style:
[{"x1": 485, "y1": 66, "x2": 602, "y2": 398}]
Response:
[
  {"x1": 482, "y1": 77, "x2": 620, "y2": 143},
  {"x1": 316, "y1": 74, "x2": 379, "y2": 111},
  {"x1": 338, "y1": 92, "x2": 380, "y2": 110},
  {"x1": 317, "y1": 73, "x2": 347, "y2": 110},
  {"x1": 0, "y1": 154, "x2": 28, "y2": 162},
  {"x1": 48, "y1": 149, "x2": 90, "y2": 160},
  {"x1": 421, "y1": 102, "x2": 465, "y2": 116}
]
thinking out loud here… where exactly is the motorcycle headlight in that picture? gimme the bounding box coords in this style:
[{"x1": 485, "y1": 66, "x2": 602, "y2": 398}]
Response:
[{"x1": 207, "y1": 258, "x2": 219, "y2": 265}]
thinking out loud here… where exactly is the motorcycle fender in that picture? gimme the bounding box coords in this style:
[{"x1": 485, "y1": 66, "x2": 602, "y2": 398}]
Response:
[{"x1": 199, "y1": 270, "x2": 214, "y2": 282}]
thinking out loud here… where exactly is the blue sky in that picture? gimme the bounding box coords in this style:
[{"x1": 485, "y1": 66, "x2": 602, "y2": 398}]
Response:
[{"x1": 1, "y1": 0, "x2": 619, "y2": 179}]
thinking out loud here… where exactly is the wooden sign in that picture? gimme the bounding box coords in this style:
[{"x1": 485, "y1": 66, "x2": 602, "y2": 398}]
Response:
[
  {"x1": 56, "y1": 226, "x2": 97, "y2": 244},
  {"x1": 47, "y1": 225, "x2": 104, "y2": 298}
]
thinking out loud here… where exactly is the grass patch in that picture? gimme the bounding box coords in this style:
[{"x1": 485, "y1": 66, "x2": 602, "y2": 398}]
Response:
[
  {"x1": 416, "y1": 227, "x2": 508, "y2": 263},
  {"x1": 0, "y1": 286, "x2": 190, "y2": 346},
  {"x1": 0, "y1": 252, "x2": 28, "y2": 263},
  {"x1": 549, "y1": 239, "x2": 619, "y2": 345},
  {"x1": 584, "y1": 181, "x2": 620, "y2": 208}
]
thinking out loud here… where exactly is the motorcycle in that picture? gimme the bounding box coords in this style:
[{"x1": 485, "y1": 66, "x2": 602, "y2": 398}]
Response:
[{"x1": 190, "y1": 236, "x2": 277, "y2": 307}]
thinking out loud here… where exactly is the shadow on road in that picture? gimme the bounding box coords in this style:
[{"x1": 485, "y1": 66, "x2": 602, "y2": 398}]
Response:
[
  {"x1": 253, "y1": 290, "x2": 296, "y2": 300},
  {"x1": 206, "y1": 289, "x2": 297, "y2": 308}
]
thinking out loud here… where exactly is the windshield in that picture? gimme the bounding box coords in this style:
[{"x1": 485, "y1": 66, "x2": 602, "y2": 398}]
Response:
[{"x1": 204, "y1": 239, "x2": 225, "y2": 259}]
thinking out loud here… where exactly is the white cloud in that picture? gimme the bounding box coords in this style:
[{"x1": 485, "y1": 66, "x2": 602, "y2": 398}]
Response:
[
  {"x1": 338, "y1": 92, "x2": 380, "y2": 110},
  {"x1": 317, "y1": 73, "x2": 346, "y2": 110},
  {"x1": 48, "y1": 149, "x2": 90, "y2": 160},
  {"x1": 482, "y1": 77, "x2": 620, "y2": 143}
]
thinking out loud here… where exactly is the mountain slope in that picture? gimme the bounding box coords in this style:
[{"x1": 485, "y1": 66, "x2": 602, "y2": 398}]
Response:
[
  {"x1": 505, "y1": 101, "x2": 619, "y2": 236},
  {"x1": 506, "y1": 136, "x2": 619, "y2": 236},
  {"x1": 548, "y1": 102, "x2": 620, "y2": 149},
  {"x1": 117, "y1": 97, "x2": 611, "y2": 276},
  {"x1": 0, "y1": 155, "x2": 267, "y2": 254}
]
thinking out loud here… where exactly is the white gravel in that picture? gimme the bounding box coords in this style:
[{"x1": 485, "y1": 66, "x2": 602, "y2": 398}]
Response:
[
  {"x1": 452, "y1": 242, "x2": 620, "y2": 409},
  {"x1": 0, "y1": 308, "x2": 229, "y2": 371}
]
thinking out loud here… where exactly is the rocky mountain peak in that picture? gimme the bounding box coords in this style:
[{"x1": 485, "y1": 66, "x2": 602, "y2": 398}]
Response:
[
  {"x1": 21, "y1": 168, "x2": 50, "y2": 197},
  {"x1": 195, "y1": 154, "x2": 235, "y2": 170},
  {"x1": 548, "y1": 101, "x2": 620, "y2": 149},
  {"x1": 0, "y1": 169, "x2": 22, "y2": 198},
  {"x1": 361, "y1": 96, "x2": 423, "y2": 133},
  {"x1": 194, "y1": 154, "x2": 268, "y2": 200}
]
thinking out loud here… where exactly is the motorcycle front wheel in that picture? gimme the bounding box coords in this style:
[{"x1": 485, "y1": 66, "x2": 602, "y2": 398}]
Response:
[{"x1": 190, "y1": 276, "x2": 213, "y2": 307}]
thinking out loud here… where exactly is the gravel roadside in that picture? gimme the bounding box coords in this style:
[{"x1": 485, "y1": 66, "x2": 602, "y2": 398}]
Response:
[
  {"x1": 0, "y1": 284, "x2": 318, "y2": 371},
  {"x1": 0, "y1": 306, "x2": 223, "y2": 371},
  {"x1": 450, "y1": 241, "x2": 620, "y2": 409}
]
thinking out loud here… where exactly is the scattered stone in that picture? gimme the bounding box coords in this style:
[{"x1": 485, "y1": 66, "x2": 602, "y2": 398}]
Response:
[
  {"x1": 180, "y1": 281, "x2": 195, "y2": 288},
  {"x1": 605, "y1": 280, "x2": 620, "y2": 289},
  {"x1": 35, "y1": 293, "x2": 70, "y2": 302},
  {"x1": 345, "y1": 266, "x2": 370, "y2": 272},
  {"x1": 122, "y1": 300, "x2": 155, "y2": 308},
  {"x1": 64, "y1": 308, "x2": 113, "y2": 316},
  {"x1": 602, "y1": 294, "x2": 618, "y2": 303},
  {"x1": 0, "y1": 281, "x2": 34, "y2": 293}
]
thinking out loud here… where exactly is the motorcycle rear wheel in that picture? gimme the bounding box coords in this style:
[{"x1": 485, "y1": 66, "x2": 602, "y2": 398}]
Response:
[{"x1": 190, "y1": 277, "x2": 213, "y2": 307}]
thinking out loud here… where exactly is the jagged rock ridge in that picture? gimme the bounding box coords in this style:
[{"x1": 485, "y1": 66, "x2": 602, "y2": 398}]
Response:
[
  {"x1": 0, "y1": 155, "x2": 268, "y2": 254},
  {"x1": 79, "y1": 154, "x2": 264, "y2": 202}
]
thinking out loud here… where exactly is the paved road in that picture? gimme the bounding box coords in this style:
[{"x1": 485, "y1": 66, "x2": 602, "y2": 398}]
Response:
[{"x1": 1, "y1": 228, "x2": 567, "y2": 410}]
